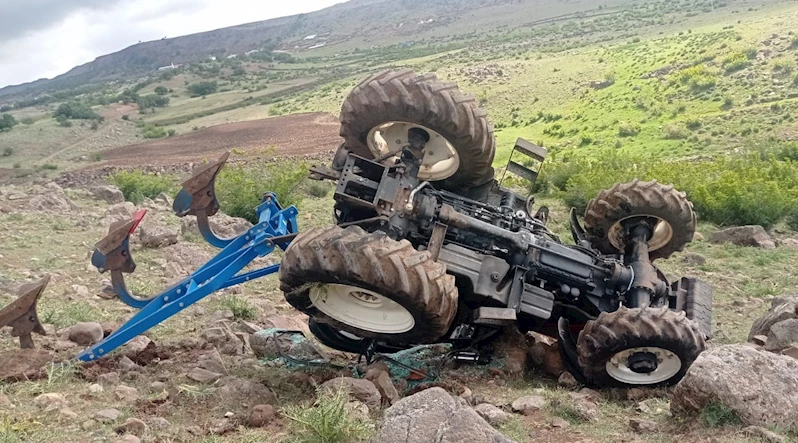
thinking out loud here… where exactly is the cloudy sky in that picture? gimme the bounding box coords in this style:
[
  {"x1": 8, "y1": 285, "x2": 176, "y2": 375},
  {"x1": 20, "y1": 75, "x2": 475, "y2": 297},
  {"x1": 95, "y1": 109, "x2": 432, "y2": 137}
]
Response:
[{"x1": 0, "y1": 0, "x2": 345, "y2": 88}]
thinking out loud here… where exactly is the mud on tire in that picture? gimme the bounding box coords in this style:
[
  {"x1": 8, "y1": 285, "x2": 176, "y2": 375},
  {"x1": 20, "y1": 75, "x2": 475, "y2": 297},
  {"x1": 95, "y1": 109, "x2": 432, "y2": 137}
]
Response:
[
  {"x1": 576, "y1": 307, "x2": 706, "y2": 387},
  {"x1": 279, "y1": 225, "x2": 458, "y2": 344},
  {"x1": 583, "y1": 179, "x2": 696, "y2": 261},
  {"x1": 339, "y1": 69, "x2": 496, "y2": 191}
]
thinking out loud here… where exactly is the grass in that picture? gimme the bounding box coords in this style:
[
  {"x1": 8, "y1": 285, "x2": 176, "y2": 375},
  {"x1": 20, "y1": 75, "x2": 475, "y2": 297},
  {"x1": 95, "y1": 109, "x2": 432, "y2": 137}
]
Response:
[
  {"x1": 282, "y1": 386, "x2": 374, "y2": 443},
  {"x1": 219, "y1": 295, "x2": 257, "y2": 320},
  {"x1": 110, "y1": 170, "x2": 177, "y2": 204},
  {"x1": 699, "y1": 403, "x2": 742, "y2": 428}
]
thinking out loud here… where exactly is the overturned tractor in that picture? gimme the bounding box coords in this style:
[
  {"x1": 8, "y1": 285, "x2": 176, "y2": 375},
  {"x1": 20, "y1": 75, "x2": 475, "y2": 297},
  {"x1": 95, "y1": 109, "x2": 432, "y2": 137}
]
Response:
[{"x1": 2, "y1": 70, "x2": 711, "y2": 387}]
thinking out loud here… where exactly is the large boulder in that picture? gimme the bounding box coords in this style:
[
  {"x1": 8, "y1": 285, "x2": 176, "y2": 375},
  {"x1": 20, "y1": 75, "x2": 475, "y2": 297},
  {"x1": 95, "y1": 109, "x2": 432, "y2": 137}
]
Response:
[
  {"x1": 181, "y1": 213, "x2": 253, "y2": 239},
  {"x1": 374, "y1": 387, "x2": 516, "y2": 443},
  {"x1": 27, "y1": 191, "x2": 76, "y2": 213},
  {"x1": 709, "y1": 225, "x2": 775, "y2": 249},
  {"x1": 765, "y1": 319, "x2": 798, "y2": 352},
  {"x1": 526, "y1": 331, "x2": 564, "y2": 377},
  {"x1": 671, "y1": 345, "x2": 798, "y2": 429},
  {"x1": 138, "y1": 224, "x2": 178, "y2": 248},
  {"x1": 91, "y1": 186, "x2": 125, "y2": 204},
  {"x1": 749, "y1": 295, "x2": 798, "y2": 341}
]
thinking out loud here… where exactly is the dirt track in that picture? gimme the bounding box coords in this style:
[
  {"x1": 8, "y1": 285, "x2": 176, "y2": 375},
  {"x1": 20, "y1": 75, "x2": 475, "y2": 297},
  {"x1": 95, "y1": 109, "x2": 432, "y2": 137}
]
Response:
[{"x1": 99, "y1": 112, "x2": 342, "y2": 166}]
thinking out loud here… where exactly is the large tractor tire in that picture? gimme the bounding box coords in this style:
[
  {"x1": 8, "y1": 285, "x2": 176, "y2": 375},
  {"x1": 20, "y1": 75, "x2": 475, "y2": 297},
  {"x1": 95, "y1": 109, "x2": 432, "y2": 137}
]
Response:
[
  {"x1": 672, "y1": 277, "x2": 713, "y2": 339},
  {"x1": 339, "y1": 69, "x2": 496, "y2": 193},
  {"x1": 576, "y1": 307, "x2": 706, "y2": 387},
  {"x1": 583, "y1": 179, "x2": 696, "y2": 261},
  {"x1": 279, "y1": 225, "x2": 458, "y2": 344}
]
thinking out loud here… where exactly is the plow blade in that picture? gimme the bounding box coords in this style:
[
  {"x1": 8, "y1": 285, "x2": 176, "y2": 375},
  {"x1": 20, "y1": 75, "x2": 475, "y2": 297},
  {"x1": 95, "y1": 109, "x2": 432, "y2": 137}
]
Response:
[{"x1": 0, "y1": 275, "x2": 49, "y2": 349}]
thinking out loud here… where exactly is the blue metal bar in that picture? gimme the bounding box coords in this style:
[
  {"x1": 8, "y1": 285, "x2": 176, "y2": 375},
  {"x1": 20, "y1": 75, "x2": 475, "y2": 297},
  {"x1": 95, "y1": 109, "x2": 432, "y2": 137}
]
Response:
[{"x1": 220, "y1": 264, "x2": 281, "y2": 289}]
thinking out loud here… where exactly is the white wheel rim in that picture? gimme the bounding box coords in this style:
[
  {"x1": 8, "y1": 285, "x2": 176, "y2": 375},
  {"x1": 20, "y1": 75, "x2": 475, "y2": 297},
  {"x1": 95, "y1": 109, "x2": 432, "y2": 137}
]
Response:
[
  {"x1": 608, "y1": 215, "x2": 673, "y2": 253},
  {"x1": 606, "y1": 347, "x2": 682, "y2": 384},
  {"x1": 366, "y1": 121, "x2": 460, "y2": 181},
  {"x1": 309, "y1": 284, "x2": 415, "y2": 334}
]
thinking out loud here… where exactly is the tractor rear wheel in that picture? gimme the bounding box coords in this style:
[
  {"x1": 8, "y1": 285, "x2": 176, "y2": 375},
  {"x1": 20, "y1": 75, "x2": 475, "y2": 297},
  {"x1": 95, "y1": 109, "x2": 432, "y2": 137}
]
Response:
[
  {"x1": 308, "y1": 318, "x2": 408, "y2": 354},
  {"x1": 279, "y1": 225, "x2": 458, "y2": 344},
  {"x1": 583, "y1": 179, "x2": 696, "y2": 261},
  {"x1": 576, "y1": 307, "x2": 705, "y2": 387},
  {"x1": 339, "y1": 69, "x2": 496, "y2": 193}
]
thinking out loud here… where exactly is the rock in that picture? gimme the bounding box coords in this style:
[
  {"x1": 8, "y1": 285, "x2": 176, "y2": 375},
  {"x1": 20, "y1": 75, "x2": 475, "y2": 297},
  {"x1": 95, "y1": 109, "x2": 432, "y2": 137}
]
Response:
[
  {"x1": 0, "y1": 393, "x2": 15, "y2": 410},
  {"x1": 187, "y1": 367, "x2": 222, "y2": 383},
  {"x1": 123, "y1": 336, "x2": 152, "y2": 356},
  {"x1": 0, "y1": 349, "x2": 53, "y2": 381},
  {"x1": 154, "y1": 192, "x2": 173, "y2": 207},
  {"x1": 320, "y1": 377, "x2": 381, "y2": 411},
  {"x1": 373, "y1": 370, "x2": 400, "y2": 405},
  {"x1": 526, "y1": 331, "x2": 564, "y2": 376},
  {"x1": 493, "y1": 326, "x2": 528, "y2": 376},
  {"x1": 629, "y1": 418, "x2": 660, "y2": 433},
  {"x1": 91, "y1": 186, "x2": 124, "y2": 204},
  {"x1": 550, "y1": 417, "x2": 569, "y2": 429},
  {"x1": 251, "y1": 329, "x2": 326, "y2": 362},
  {"x1": 709, "y1": 225, "x2": 775, "y2": 249},
  {"x1": 377, "y1": 387, "x2": 517, "y2": 443},
  {"x1": 117, "y1": 355, "x2": 141, "y2": 372},
  {"x1": 765, "y1": 319, "x2": 798, "y2": 352},
  {"x1": 198, "y1": 348, "x2": 227, "y2": 374},
  {"x1": 106, "y1": 202, "x2": 136, "y2": 218},
  {"x1": 247, "y1": 404, "x2": 276, "y2": 428},
  {"x1": 626, "y1": 388, "x2": 651, "y2": 401},
  {"x1": 202, "y1": 325, "x2": 243, "y2": 356},
  {"x1": 671, "y1": 345, "x2": 798, "y2": 428},
  {"x1": 34, "y1": 392, "x2": 65, "y2": 409},
  {"x1": 210, "y1": 418, "x2": 235, "y2": 435},
  {"x1": 68, "y1": 322, "x2": 104, "y2": 345},
  {"x1": 751, "y1": 335, "x2": 768, "y2": 346},
  {"x1": 261, "y1": 314, "x2": 311, "y2": 336},
  {"x1": 211, "y1": 310, "x2": 235, "y2": 322},
  {"x1": 458, "y1": 386, "x2": 473, "y2": 404},
  {"x1": 71, "y1": 284, "x2": 89, "y2": 297},
  {"x1": 473, "y1": 403, "x2": 512, "y2": 426},
  {"x1": 781, "y1": 238, "x2": 798, "y2": 249},
  {"x1": 98, "y1": 372, "x2": 120, "y2": 385},
  {"x1": 569, "y1": 397, "x2": 599, "y2": 422},
  {"x1": 58, "y1": 407, "x2": 77, "y2": 420},
  {"x1": 88, "y1": 383, "x2": 104, "y2": 394},
  {"x1": 783, "y1": 345, "x2": 798, "y2": 360},
  {"x1": 115, "y1": 418, "x2": 147, "y2": 436},
  {"x1": 81, "y1": 419, "x2": 96, "y2": 430},
  {"x1": 236, "y1": 320, "x2": 262, "y2": 335},
  {"x1": 181, "y1": 213, "x2": 252, "y2": 239},
  {"x1": 511, "y1": 395, "x2": 548, "y2": 415},
  {"x1": 114, "y1": 436, "x2": 141, "y2": 443},
  {"x1": 557, "y1": 371, "x2": 580, "y2": 389},
  {"x1": 27, "y1": 192, "x2": 76, "y2": 213},
  {"x1": 115, "y1": 384, "x2": 139, "y2": 402},
  {"x1": 749, "y1": 295, "x2": 798, "y2": 340},
  {"x1": 95, "y1": 408, "x2": 121, "y2": 423},
  {"x1": 138, "y1": 224, "x2": 178, "y2": 248},
  {"x1": 742, "y1": 426, "x2": 787, "y2": 443},
  {"x1": 693, "y1": 232, "x2": 705, "y2": 241},
  {"x1": 149, "y1": 381, "x2": 168, "y2": 391},
  {"x1": 218, "y1": 377, "x2": 276, "y2": 408},
  {"x1": 680, "y1": 252, "x2": 706, "y2": 266},
  {"x1": 148, "y1": 417, "x2": 171, "y2": 430}
]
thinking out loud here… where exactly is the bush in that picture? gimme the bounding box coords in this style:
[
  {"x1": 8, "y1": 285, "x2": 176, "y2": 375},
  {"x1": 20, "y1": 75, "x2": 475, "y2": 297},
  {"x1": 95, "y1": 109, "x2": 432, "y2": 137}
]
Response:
[
  {"x1": 111, "y1": 170, "x2": 176, "y2": 204},
  {"x1": 676, "y1": 65, "x2": 717, "y2": 91},
  {"x1": 39, "y1": 163, "x2": 58, "y2": 170},
  {"x1": 662, "y1": 123, "x2": 690, "y2": 139},
  {"x1": 54, "y1": 102, "x2": 99, "y2": 120},
  {"x1": 0, "y1": 113, "x2": 17, "y2": 131},
  {"x1": 216, "y1": 161, "x2": 307, "y2": 224},
  {"x1": 699, "y1": 403, "x2": 741, "y2": 427},
  {"x1": 722, "y1": 52, "x2": 751, "y2": 73},
  {"x1": 306, "y1": 182, "x2": 331, "y2": 198},
  {"x1": 187, "y1": 81, "x2": 218, "y2": 97},
  {"x1": 20, "y1": 117, "x2": 35, "y2": 125},
  {"x1": 56, "y1": 115, "x2": 73, "y2": 127},
  {"x1": 154, "y1": 86, "x2": 169, "y2": 96},
  {"x1": 283, "y1": 385, "x2": 373, "y2": 443},
  {"x1": 121, "y1": 114, "x2": 130, "y2": 121},
  {"x1": 617, "y1": 121, "x2": 641, "y2": 137},
  {"x1": 219, "y1": 295, "x2": 256, "y2": 320},
  {"x1": 136, "y1": 94, "x2": 170, "y2": 109},
  {"x1": 141, "y1": 124, "x2": 167, "y2": 139}
]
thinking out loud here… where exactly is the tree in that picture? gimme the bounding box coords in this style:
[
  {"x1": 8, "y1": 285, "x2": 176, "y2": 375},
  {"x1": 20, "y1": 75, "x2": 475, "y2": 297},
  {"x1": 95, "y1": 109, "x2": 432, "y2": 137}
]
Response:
[
  {"x1": 136, "y1": 94, "x2": 170, "y2": 109},
  {"x1": 187, "y1": 81, "x2": 218, "y2": 97},
  {"x1": 0, "y1": 113, "x2": 17, "y2": 131},
  {"x1": 54, "y1": 102, "x2": 100, "y2": 120},
  {"x1": 154, "y1": 86, "x2": 169, "y2": 96}
]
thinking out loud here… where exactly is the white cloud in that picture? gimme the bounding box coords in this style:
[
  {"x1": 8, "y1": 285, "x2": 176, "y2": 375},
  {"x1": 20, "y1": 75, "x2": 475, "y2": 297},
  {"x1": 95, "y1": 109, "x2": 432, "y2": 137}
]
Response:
[{"x1": 0, "y1": 0, "x2": 345, "y2": 88}]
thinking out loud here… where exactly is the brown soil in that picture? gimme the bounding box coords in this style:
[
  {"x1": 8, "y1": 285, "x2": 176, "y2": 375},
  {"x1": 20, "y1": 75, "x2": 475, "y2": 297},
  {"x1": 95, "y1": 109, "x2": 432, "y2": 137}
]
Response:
[{"x1": 99, "y1": 112, "x2": 341, "y2": 167}]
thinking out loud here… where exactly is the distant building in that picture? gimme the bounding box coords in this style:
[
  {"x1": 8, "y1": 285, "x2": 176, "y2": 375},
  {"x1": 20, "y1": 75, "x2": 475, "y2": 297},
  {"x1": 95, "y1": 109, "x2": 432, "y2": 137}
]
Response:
[
  {"x1": 227, "y1": 54, "x2": 238, "y2": 59},
  {"x1": 303, "y1": 34, "x2": 317, "y2": 40},
  {"x1": 245, "y1": 49, "x2": 260, "y2": 55},
  {"x1": 208, "y1": 56, "x2": 217, "y2": 61},
  {"x1": 157, "y1": 62, "x2": 178, "y2": 70}
]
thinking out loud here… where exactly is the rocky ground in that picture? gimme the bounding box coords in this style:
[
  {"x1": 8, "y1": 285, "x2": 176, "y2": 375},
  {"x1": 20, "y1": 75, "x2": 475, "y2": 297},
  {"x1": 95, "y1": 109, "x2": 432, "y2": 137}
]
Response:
[{"x1": 0, "y1": 178, "x2": 797, "y2": 443}]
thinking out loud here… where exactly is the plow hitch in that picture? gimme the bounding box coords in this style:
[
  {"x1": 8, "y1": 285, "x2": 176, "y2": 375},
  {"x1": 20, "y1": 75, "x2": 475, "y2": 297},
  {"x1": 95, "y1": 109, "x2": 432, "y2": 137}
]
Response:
[{"x1": 76, "y1": 152, "x2": 299, "y2": 362}]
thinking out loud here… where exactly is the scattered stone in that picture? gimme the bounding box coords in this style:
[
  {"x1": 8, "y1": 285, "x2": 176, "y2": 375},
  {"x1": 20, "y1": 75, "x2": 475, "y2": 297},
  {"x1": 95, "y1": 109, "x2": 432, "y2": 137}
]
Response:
[
  {"x1": 198, "y1": 348, "x2": 227, "y2": 374},
  {"x1": 458, "y1": 386, "x2": 473, "y2": 404},
  {"x1": 88, "y1": 383, "x2": 104, "y2": 394},
  {"x1": 218, "y1": 377, "x2": 276, "y2": 408},
  {"x1": 247, "y1": 404, "x2": 276, "y2": 428},
  {"x1": 693, "y1": 232, "x2": 705, "y2": 241},
  {"x1": 149, "y1": 381, "x2": 168, "y2": 391},
  {"x1": 27, "y1": 192, "x2": 76, "y2": 213},
  {"x1": 81, "y1": 419, "x2": 96, "y2": 430},
  {"x1": 373, "y1": 370, "x2": 400, "y2": 405},
  {"x1": 751, "y1": 335, "x2": 768, "y2": 346},
  {"x1": 187, "y1": 367, "x2": 222, "y2": 383},
  {"x1": 709, "y1": 225, "x2": 775, "y2": 249},
  {"x1": 114, "y1": 435, "x2": 141, "y2": 443},
  {"x1": 106, "y1": 202, "x2": 136, "y2": 218},
  {"x1": 148, "y1": 417, "x2": 171, "y2": 430},
  {"x1": 115, "y1": 384, "x2": 139, "y2": 402},
  {"x1": 629, "y1": 418, "x2": 660, "y2": 433},
  {"x1": 557, "y1": 371, "x2": 580, "y2": 389},
  {"x1": 181, "y1": 213, "x2": 253, "y2": 238},
  {"x1": 261, "y1": 314, "x2": 311, "y2": 336},
  {"x1": 210, "y1": 418, "x2": 236, "y2": 435},
  {"x1": 765, "y1": 319, "x2": 798, "y2": 352},
  {"x1": 117, "y1": 355, "x2": 141, "y2": 372},
  {"x1": 742, "y1": 425, "x2": 787, "y2": 443},
  {"x1": 526, "y1": 331, "x2": 564, "y2": 376},
  {"x1": 672, "y1": 345, "x2": 798, "y2": 428},
  {"x1": 115, "y1": 418, "x2": 147, "y2": 436},
  {"x1": 98, "y1": 372, "x2": 120, "y2": 385},
  {"x1": 153, "y1": 192, "x2": 173, "y2": 207},
  {"x1": 511, "y1": 395, "x2": 548, "y2": 415},
  {"x1": 626, "y1": 388, "x2": 650, "y2": 401},
  {"x1": 211, "y1": 310, "x2": 235, "y2": 322},
  {"x1": 573, "y1": 388, "x2": 601, "y2": 403},
  {"x1": 236, "y1": 320, "x2": 262, "y2": 335},
  {"x1": 71, "y1": 284, "x2": 90, "y2": 297},
  {"x1": 0, "y1": 349, "x2": 53, "y2": 381},
  {"x1": 377, "y1": 387, "x2": 516, "y2": 443},
  {"x1": 34, "y1": 393, "x2": 65, "y2": 410},
  {"x1": 95, "y1": 408, "x2": 121, "y2": 423},
  {"x1": 202, "y1": 325, "x2": 243, "y2": 356},
  {"x1": 138, "y1": 224, "x2": 179, "y2": 248},
  {"x1": 783, "y1": 345, "x2": 798, "y2": 360},
  {"x1": 781, "y1": 238, "x2": 798, "y2": 249},
  {"x1": 570, "y1": 397, "x2": 599, "y2": 422},
  {"x1": 68, "y1": 322, "x2": 104, "y2": 345},
  {"x1": 123, "y1": 336, "x2": 152, "y2": 356},
  {"x1": 58, "y1": 407, "x2": 78, "y2": 420},
  {"x1": 0, "y1": 393, "x2": 15, "y2": 410},
  {"x1": 749, "y1": 295, "x2": 798, "y2": 340},
  {"x1": 320, "y1": 377, "x2": 381, "y2": 411},
  {"x1": 91, "y1": 186, "x2": 125, "y2": 204},
  {"x1": 680, "y1": 252, "x2": 706, "y2": 266},
  {"x1": 474, "y1": 403, "x2": 512, "y2": 426},
  {"x1": 550, "y1": 417, "x2": 569, "y2": 429}
]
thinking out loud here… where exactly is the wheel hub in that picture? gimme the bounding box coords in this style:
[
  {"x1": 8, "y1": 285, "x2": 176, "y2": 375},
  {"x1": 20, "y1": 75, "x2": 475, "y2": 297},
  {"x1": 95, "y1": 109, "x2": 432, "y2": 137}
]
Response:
[
  {"x1": 366, "y1": 121, "x2": 460, "y2": 181},
  {"x1": 309, "y1": 283, "x2": 415, "y2": 334},
  {"x1": 608, "y1": 215, "x2": 673, "y2": 253},
  {"x1": 606, "y1": 347, "x2": 682, "y2": 384}
]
